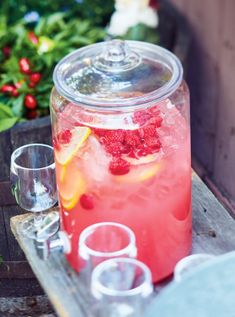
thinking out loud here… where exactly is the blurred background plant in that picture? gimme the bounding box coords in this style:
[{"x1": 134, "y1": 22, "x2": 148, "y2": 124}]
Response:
[{"x1": 0, "y1": 0, "x2": 159, "y2": 132}]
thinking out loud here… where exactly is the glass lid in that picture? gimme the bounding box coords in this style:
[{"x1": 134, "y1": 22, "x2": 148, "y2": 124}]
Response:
[{"x1": 53, "y1": 40, "x2": 183, "y2": 109}]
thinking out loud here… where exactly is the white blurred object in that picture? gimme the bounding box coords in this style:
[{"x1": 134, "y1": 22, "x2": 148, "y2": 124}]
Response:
[{"x1": 108, "y1": 0, "x2": 159, "y2": 36}]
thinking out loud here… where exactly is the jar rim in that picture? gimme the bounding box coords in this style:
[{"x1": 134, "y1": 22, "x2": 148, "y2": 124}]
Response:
[{"x1": 53, "y1": 40, "x2": 183, "y2": 111}]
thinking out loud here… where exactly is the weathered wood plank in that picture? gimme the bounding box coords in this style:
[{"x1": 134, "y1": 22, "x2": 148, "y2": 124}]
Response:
[
  {"x1": 0, "y1": 129, "x2": 12, "y2": 181},
  {"x1": 169, "y1": 0, "x2": 235, "y2": 206},
  {"x1": 214, "y1": 0, "x2": 235, "y2": 202},
  {"x1": 4, "y1": 205, "x2": 27, "y2": 261},
  {"x1": 10, "y1": 116, "x2": 52, "y2": 152},
  {"x1": 186, "y1": 0, "x2": 222, "y2": 174},
  {"x1": 10, "y1": 173, "x2": 235, "y2": 317},
  {"x1": 0, "y1": 295, "x2": 54, "y2": 317},
  {"x1": 0, "y1": 206, "x2": 10, "y2": 262}
]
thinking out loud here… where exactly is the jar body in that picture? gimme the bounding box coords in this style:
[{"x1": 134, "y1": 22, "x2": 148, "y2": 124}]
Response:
[{"x1": 50, "y1": 81, "x2": 191, "y2": 282}]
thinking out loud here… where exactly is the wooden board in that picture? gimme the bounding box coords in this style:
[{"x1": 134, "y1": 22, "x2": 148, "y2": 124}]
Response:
[
  {"x1": 10, "y1": 173, "x2": 235, "y2": 317},
  {"x1": 169, "y1": 0, "x2": 235, "y2": 206}
]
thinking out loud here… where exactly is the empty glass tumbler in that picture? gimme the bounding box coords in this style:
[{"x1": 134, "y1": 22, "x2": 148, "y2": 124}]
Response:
[
  {"x1": 78, "y1": 222, "x2": 137, "y2": 283},
  {"x1": 91, "y1": 257, "x2": 153, "y2": 317}
]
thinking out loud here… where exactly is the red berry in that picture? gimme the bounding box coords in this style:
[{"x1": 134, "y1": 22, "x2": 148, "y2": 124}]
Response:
[
  {"x1": 57, "y1": 129, "x2": 72, "y2": 144},
  {"x1": 29, "y1": 82, "x2": 36, "y2": 88},
  {"x1": 1, "y1": 84, "x2": 14, "y2": 94},
  {"x1": 149, "y1": 116, "x2": 163, "y2": 128},
  {"x1": 139, "y1": 124, "x2": 156, "y2": 139},
  {"x1": 133, "y1": 110, "x2": 152, "y2": 126},
  {"x1": 103, "y1": 130, "x2": 125, "y2": 143},
  {"x1": 80, "y1": 194, "x2": 94, "y2": 210},
  {"x1": 105, "y1": 142, "x2": 130, "y2": 157},
  {"x1": 109, "y1": 158, "x2": 130, "y2": 175},
  {"x1": 93, "y1": 128, "x2": 107, "y2": 137},
  {"x1": 145, "y1": 137, "x2": 161, "y2": 153},
  {"x1": 19, "y1": 58, "x2": 31, "y2": 74},
  {"x1": 24, "y1": 94, "x2": 37, "y2": 109},
  {"x1": 2, "y1": 46, "x2": 11, "y2": 58},
  {"x1": 29, "y1": 73, "x2": 41, "y2": 84},
  {"x1": 135, "y1": 144, "x2": 150, "y2": 157},
  {"x1": 53, "y1": 137, "x2": 61, "y2": 151},
  {"x1": 28, "y1": 32, "x2": 39, "y2": 45},
  {"x1": 12, "y1": 87, "x2": 19, "y2": 97},
  {"x1": 1, "y1": 84, "x2": 18, "y2": 97},
  {"x1": 125, "y1": 131, "x2": 141, "y2": 146}
]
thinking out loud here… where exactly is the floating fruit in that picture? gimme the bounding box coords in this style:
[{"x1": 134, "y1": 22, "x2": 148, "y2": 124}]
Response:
[
  {"x1": 80, "y1": 194, "x2": 94, "y2": 210},
  {"x1": 55, "y1": 127, "x2": 91, "y2": 166},
  {"x1": 58, "y1": 160, "x2": 86, "y2": 211},
  {"x1": 115, "y1": 161, "x2": 162, "y2": 183}
]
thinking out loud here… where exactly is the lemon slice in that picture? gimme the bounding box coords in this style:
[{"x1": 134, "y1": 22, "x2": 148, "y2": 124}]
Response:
[
  {"x1": 59, "y1": 168, "x2": 86, "y2": 210},
  {"x1": 55, "y1": 127, "x2": 91, "y2": 166},
  {"x1": 116, "y1": 162, "x2": 162, "y2": 183},
  {"x1": 126, "y1": 154, "x2": 157, "y2": 165}
]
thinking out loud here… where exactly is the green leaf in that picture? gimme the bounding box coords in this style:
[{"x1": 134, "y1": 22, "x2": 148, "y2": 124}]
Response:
[
  {"x1": 0, "y1": 117, "x2": 18, "y2": 132},
  {"x1": 0, "y1": 102, "x2": 14, "y2": 118},
  {"x1": 12, "y1": 94, "x2": 24, "y2": 117}
]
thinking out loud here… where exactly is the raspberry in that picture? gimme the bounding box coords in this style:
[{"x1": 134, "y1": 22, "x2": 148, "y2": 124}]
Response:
[
  {"x1": 103, "y1": 130, "x2": 125, "y2": 143},
  {"x1": 58, "y1": 129, "x2": 72, "y2": 144},
  {"x1": 125, "y1": 131, "x2": 141, "y2": 146},
  {"x1": 135, "y1": 144, "x2": 150, "y2": 157},
  {"x1": 80, "y1": 194, "x2": 94, "y2": 209},
  {"x1": 149, "y1": 106, "x2": 160, "y2": 116},
  {"x1": 109, "y1": 158, "x2": 130, "y2": 175},
  {"x1": 145, "y1": 137, "x2": 161, "y2": 153},
  {"x1": 105, "y1": 142, "x2": 123, "y2": 156},
  {"x1": 53, "y1": 137, "x2": 61, "y2": 151},
  {"x1": 149, "y1": 116, "x2": 163, "y2": 128},
  {"x1": 139, "y1": 124, "x2": 156, "y2": 139},
  {"x1": 128, "y1": 149, "x2": 138, "y2": 158},
  {"x1": 93, "y1": 128, "x2": 107, "y2": 137},
  {"x1": 133, "y1": 110, "x2": 152, "y2": 126}
]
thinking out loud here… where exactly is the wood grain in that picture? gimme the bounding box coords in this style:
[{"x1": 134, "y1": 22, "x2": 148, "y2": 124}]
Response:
[
  {"x1": 169, "y1": 0, "x2": 235, "y2": 206},
  {"x1": 10, "y1": 173, "x2": 235, "y2": 317},
  {"x1": 214, "y1": 0, "x2": 235, "y2": 201}
]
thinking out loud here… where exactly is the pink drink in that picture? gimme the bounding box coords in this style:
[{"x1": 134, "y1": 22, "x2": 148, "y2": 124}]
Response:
[
  {"x1": 53, "y1": 93, "x2": 191, "y2": 282},
  {"x1": 51, "y1": 40, "x2": 192, "y2": 282}
]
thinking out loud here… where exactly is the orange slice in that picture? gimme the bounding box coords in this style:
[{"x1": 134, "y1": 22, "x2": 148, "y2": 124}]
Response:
[
  {"x1": 126, "y1": 154, "x2": 157, "y2": 165},
  {"x1": 58, "y1": 159, "x2": 86, "y2": 211},
  {"x1": 116, "y1": 162, "x2": 162, "y2": 183},
  {"x1": 55, "y1": 127, "x2": 91, "y2": 166}
]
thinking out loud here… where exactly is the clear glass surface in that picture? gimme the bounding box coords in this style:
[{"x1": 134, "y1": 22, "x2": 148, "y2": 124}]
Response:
[
  {"x1": 51, "y1": 40, "x2": 191, "y2": 282},
  {"x1": 78, "y1": 222, "x2": 137, "y2": 284},
  {"x1": 174, "y1": 253, "x2": 216, "y2": 282},
  {"x1": 10, "y1": 143, "x2": 59, "y2": 239},
  {"x1": 91, "y1": 258, "x2": 153, "y2": 317}
]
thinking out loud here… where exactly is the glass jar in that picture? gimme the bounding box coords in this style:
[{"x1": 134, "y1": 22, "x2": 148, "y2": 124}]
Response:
[{"x1": 50, "y1": 40, "x2": 191, "y2": 282}]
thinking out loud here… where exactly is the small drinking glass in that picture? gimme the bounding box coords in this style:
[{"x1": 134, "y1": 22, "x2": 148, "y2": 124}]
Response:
[
  {"x1": 174, "y1": 253, "x2": 216, "y2": 282},
  {"x1": 78, "y1": 222, "x2": 137, "y2": 284},
  {"x1": 10, "y1": 143, "x2": 59, "y2": 239},
  {"x1": 91, "y1": 257, "x2": 153, "y2": 317}
]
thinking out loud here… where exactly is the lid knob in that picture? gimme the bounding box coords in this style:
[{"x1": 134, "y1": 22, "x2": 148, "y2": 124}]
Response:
[{"x1": 94, "y1": 40, "x2": 141, "y2": 73}]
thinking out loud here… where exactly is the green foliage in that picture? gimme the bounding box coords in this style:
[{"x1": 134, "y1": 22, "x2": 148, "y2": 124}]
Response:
[{"x1": 0, "y1": 1, "x2": 114, "y2": 131}]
